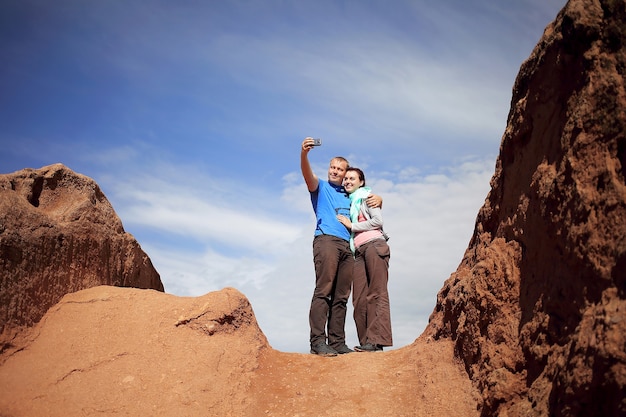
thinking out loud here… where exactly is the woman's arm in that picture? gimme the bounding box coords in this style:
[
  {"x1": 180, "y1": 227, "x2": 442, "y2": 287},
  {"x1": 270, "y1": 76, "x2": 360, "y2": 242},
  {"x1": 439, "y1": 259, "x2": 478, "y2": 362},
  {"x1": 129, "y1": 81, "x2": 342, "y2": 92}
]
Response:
[{"x1": 350, "y1": 205, "x2": 383, "y2": 232}]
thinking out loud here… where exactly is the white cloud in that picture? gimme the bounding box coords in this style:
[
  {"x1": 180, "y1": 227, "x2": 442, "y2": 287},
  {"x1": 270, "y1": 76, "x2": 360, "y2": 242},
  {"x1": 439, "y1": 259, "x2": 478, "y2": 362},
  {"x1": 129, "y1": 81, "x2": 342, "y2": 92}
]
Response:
[
  {"x1": 109, "y1": 168, "x2": 302, "y2": 256},
  {"x1": 205, "y1": 33, "x2": 508, "y2": 144}
]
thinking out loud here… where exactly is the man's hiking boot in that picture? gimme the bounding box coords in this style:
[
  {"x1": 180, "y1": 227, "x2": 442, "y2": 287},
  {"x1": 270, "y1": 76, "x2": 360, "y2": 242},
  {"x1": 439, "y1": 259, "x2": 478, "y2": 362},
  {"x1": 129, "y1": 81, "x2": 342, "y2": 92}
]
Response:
[
  {"x1": 354, "y1": 343, "x2": 383, "y2": 352},
  {"x1": 310, "y1": 342, "x2": 338, "y2": 357},
  {"x1": 333, "y1": 344, "x2": 354, "y2": 354}
]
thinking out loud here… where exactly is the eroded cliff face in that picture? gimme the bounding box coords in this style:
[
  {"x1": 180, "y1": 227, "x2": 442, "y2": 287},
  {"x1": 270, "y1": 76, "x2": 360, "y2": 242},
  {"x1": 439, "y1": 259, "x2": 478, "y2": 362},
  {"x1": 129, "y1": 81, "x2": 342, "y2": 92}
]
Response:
[
  {"x1": 426, "y1": 0, "x2": 626, "y2": 416},
  {"x1": 0, "y1": 164, "x2": 164, "y2": 351}
]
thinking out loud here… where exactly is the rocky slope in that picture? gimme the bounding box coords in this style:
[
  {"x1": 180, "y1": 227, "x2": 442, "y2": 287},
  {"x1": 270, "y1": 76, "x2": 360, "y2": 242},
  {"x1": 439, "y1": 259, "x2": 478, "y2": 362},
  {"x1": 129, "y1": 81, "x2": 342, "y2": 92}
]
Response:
[
  {"x1": 0, "y1": 286, "x2": 478, "y2": 417},
  {"x1": 0, "y1": 164, "x2": 164, "y2": 353},
  {"x1": 426, "y1": 0, "x2": 626, "y2": 416}
]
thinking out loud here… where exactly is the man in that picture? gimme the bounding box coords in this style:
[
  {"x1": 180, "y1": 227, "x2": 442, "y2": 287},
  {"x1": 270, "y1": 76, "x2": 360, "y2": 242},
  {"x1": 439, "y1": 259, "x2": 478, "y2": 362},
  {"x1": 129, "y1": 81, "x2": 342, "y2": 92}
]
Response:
[{"x1": 300, "y1": 137, "x2": 382, "y2": 356}]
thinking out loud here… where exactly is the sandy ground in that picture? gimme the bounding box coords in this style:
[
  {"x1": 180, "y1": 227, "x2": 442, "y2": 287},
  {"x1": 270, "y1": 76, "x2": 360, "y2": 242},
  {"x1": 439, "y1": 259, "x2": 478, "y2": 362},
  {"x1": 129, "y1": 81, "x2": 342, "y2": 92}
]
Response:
[{"x1": 0, "y1": 286, "x2": 478, "y2": 417}]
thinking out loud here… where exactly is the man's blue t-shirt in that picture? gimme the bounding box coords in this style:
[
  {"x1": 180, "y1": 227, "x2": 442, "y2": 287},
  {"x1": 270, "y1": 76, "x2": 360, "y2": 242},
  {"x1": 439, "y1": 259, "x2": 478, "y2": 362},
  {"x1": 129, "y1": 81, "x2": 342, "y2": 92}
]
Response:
[{"x1": 310, "y1": 180, "x2": 351, "y2": 241}]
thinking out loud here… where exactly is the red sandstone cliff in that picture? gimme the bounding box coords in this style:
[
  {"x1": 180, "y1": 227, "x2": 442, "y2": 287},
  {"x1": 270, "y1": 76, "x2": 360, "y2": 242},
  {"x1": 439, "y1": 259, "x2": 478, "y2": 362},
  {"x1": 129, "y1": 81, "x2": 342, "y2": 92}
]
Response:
[
  {"x1": 426, "y1": 0, "x2": 626, "y2": 416},
  {"x1": 0, "y1": 164, "x2": 164, "y2": 352}
]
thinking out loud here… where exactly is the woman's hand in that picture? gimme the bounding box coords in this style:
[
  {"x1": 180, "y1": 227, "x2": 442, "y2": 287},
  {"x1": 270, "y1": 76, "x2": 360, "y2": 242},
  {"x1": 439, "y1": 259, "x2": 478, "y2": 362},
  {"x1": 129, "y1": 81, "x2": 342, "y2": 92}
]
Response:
[{"x1": 337, "y1": 215, "x2": 352, "y2": 229}]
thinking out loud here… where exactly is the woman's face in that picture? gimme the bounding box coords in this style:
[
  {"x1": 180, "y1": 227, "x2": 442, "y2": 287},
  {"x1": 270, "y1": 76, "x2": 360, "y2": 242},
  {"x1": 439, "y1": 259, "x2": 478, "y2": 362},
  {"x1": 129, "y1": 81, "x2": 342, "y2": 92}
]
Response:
[{"x1": 343, "y1": 171, "x2": 364, "y2": 194}]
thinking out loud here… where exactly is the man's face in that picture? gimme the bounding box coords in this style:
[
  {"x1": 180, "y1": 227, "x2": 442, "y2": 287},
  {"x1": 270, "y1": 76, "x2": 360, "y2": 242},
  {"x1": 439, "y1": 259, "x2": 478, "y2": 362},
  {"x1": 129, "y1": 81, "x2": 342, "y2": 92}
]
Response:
[{"x1": 327, "y1": 159, "x2": 348, "y2": 185}]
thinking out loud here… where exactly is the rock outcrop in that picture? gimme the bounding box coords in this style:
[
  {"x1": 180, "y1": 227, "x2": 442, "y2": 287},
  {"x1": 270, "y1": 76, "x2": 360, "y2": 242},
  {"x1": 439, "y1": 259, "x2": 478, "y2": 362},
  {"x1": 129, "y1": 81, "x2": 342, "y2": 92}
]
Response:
[
  {"x1": 0, "y1": 286, "x2": 478, "y2": 417},
  {"x1": 426, "y1": 0, "x2": 626, "y2": 416},
  {"x1": 0, "y1": 164, "x2": 164, "y2": 352}
]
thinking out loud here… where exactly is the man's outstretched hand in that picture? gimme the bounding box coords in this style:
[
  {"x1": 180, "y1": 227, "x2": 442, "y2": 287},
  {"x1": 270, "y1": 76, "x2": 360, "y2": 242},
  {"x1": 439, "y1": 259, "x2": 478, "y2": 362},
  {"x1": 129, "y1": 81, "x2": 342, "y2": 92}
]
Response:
[{"x1": 366, "y1": 194, "x2": 383, "y2": 209}]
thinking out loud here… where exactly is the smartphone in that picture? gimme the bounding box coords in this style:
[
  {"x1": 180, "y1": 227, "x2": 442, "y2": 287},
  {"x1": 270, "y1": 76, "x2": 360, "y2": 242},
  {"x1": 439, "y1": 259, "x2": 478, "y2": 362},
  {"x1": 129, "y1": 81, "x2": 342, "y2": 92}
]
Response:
[{"x1": 312, "y1": 138, "x2": 322, "y2": 146}]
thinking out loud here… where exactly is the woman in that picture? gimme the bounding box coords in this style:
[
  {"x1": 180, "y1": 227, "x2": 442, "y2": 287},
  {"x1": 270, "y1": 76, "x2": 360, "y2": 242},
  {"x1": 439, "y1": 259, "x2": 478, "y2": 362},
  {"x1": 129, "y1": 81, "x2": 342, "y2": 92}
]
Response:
[{"x1": 337, "y1": 167, "x2": 392, "y2": 352}]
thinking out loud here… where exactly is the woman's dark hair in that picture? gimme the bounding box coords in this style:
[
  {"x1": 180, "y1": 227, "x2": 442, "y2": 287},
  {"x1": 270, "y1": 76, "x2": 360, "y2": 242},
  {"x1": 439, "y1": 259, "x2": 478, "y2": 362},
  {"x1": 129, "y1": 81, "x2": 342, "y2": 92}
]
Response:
[{"x1": 346, "y1": 167, "x2": 366, "y2": 186}]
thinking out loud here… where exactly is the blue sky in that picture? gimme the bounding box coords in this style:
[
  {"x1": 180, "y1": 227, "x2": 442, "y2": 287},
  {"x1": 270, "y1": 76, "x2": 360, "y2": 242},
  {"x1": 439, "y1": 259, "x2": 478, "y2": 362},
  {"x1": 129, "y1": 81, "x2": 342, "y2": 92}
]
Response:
[{"x1": 1, "y1": 0, "x2": 565, "y2": 352}]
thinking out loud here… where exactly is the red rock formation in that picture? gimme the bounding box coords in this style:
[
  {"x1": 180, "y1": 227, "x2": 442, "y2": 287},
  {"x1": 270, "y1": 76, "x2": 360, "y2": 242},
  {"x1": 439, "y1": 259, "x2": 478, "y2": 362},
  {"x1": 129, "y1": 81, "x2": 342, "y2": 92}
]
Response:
[
  {"x1": 0, "y1": 286, "x2": 478, "y2": 417},
  {"x1": 426, "y1": 0, "x2": 626, "y2": 416},
  {"x1": 0, "y1": 164, "x2": 164, "y2": 351}
]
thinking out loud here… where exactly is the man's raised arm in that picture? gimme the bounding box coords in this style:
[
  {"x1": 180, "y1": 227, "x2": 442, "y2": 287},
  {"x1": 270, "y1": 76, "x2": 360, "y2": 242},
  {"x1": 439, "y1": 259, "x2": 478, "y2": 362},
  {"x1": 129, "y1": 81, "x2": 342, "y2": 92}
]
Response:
[
  {"x1": 366, "y1": 193, "x2": 383, "y2": 209},
  {"x1": 301, "y1": 137, "x2": 319, "y2": 192}
]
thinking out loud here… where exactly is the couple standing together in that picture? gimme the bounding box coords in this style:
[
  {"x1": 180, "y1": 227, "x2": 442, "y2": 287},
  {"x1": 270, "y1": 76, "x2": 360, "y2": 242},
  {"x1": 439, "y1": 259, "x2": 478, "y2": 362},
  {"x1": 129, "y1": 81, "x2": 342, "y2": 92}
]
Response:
[{"x1": 300, "y1": 137, "x2": 392, "y2": 356}]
